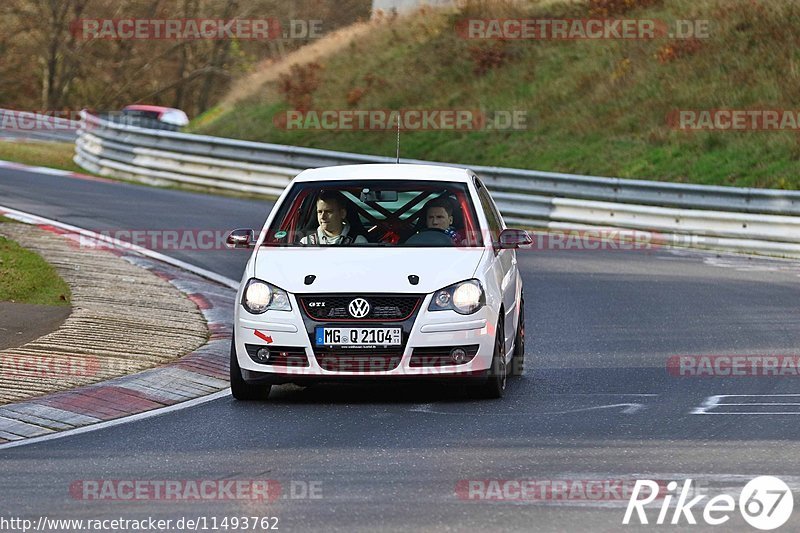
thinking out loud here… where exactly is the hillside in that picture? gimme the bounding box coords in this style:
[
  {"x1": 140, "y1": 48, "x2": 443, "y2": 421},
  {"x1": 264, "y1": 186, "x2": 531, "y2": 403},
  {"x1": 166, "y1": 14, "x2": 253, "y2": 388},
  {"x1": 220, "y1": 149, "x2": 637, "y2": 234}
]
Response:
[{"x1": 194, "y1": 0, "x2": 800, "y2": 189}]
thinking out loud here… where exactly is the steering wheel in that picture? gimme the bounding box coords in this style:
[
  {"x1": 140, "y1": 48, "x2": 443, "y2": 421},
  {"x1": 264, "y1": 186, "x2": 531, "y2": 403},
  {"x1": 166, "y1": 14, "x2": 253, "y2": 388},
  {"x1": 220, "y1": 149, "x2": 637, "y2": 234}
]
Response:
[
  {"x1": 405, "y1": 227, "x2": 455, "y2": 246},
  {"x1": 418, "y1": 227, "x2": 450, "y2": 235}
]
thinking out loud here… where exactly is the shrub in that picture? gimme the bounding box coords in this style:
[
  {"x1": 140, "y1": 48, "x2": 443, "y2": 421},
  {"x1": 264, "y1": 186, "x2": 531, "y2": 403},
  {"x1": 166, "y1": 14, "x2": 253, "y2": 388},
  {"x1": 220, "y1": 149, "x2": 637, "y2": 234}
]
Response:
[
  {"x1": 468, "y1": 42, "x2": 509, "y2": 76},
  {"x1": 277, "y1": 62, "x2": 324, "y2": 111},
  {"x1": 656, "y1": 38, "x2": 703, "y2": 63}
]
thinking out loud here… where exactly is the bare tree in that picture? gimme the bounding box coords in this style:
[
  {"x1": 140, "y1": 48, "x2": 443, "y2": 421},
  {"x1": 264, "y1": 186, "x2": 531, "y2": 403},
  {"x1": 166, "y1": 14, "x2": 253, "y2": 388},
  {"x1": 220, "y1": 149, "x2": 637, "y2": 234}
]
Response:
[{"x1": 0, "y1": 0, "x2": 371, "y2": 114}]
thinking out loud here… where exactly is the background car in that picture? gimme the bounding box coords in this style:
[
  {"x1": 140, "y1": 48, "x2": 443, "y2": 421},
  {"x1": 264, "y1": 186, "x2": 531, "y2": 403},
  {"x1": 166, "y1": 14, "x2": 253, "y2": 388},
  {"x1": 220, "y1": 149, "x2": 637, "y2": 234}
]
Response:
[{"x1": 117, "y1": 105, "x2": 189, "y2": 131}]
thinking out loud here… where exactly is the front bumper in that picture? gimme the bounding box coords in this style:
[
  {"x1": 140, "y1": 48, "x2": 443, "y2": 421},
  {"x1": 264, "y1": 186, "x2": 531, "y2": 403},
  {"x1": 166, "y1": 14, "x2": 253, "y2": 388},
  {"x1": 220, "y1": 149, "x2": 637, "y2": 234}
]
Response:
[{"x1": 234, "y1": 293, "x2": 496, "y2": 383}]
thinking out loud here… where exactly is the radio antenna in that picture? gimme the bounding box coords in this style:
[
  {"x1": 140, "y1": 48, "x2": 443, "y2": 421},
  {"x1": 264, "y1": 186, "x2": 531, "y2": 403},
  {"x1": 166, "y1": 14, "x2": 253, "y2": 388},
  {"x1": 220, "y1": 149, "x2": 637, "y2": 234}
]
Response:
[{"x1": 395, "y1": 113, "x2": 401, "y2": 164}]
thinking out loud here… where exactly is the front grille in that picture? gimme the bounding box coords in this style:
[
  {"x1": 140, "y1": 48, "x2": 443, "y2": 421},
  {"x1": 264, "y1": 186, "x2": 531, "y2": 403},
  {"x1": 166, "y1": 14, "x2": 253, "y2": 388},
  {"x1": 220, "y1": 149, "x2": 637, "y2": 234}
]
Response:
[
  {"x1": 409, "y1": 345, "x2": 480, "y2": 367},
  {"x1": 245, "y1": 344, "x2": 309, "y2": 368},
  {"x1": 299, "y1": 294, "x2": 422, "y2": 322},
  {"x1": 314, "y1": 349, "x2": 403, "y2": 372}
]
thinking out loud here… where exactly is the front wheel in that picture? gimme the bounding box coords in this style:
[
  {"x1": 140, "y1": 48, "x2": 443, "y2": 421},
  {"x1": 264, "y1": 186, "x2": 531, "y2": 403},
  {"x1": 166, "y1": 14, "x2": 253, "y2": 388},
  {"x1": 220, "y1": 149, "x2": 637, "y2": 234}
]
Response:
[
  {"x1": 467, "y1": 319, "x2": 507, "y2": 399},
  {"x1": 230, "y1": 337, "x2": 272, "y2": 401}
]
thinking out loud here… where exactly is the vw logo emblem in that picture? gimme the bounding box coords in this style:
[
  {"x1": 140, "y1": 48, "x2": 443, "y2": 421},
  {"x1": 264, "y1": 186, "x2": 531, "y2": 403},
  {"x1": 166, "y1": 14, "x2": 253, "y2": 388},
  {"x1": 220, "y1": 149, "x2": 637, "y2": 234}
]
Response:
[{"x1": 348, "y1": 298, "x2": 371, "y2": 318}]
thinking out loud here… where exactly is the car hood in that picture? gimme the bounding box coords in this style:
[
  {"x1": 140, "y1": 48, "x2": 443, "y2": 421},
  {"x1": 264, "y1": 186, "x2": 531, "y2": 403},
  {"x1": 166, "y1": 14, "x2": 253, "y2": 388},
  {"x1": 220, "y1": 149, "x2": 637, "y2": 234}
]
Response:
[{"x1": 252, "y1": 247, "x2": 486, "y2": 294}]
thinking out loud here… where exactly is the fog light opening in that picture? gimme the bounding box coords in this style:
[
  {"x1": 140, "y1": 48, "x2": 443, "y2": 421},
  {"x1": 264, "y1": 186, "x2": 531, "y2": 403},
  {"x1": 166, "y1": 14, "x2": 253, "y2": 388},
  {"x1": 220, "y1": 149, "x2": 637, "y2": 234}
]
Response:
[
  {"x1": 255, "y1": 347, "x2": 271, "y2": 363},
  {"x1": 450, "y1": 347, "x2": 468, "y2": 364}
]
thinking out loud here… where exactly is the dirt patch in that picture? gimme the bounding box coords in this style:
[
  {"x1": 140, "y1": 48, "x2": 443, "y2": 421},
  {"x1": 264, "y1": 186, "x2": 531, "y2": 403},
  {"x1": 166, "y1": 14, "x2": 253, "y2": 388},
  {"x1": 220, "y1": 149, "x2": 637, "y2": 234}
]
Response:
[
  {"x1": 218, "y1": 21, "x2": 376, "y2": 108},
  {"x1": 0, "y1": 302, "x2": 71, "y2": 351}
]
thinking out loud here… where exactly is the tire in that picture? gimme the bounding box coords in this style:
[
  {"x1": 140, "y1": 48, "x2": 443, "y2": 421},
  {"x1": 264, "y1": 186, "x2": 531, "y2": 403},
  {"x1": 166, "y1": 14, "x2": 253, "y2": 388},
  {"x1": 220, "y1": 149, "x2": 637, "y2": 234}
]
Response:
[
  {"x1": 467, "y1": 319, "x2": 507, "y2": 399},
  {"x1": 510, "y1": 299, "x2": 525, "y2": 377},
  {"x1": 230, "y1": 337, "x2": 272, "y2": 401}
]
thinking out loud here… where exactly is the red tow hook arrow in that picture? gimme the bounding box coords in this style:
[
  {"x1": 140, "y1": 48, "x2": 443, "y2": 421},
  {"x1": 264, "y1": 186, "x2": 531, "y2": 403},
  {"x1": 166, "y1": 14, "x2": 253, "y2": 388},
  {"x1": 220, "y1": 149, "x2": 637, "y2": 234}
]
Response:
[{"x1": 254, "y1": 330, "x2": 273, "y2": 344}]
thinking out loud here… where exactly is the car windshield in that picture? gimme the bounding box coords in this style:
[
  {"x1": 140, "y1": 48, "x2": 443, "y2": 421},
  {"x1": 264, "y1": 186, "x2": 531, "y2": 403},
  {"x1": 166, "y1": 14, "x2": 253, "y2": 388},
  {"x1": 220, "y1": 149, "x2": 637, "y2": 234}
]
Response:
[{"x1": 262, "y1": 180, "x2": 484, "y2": 247}]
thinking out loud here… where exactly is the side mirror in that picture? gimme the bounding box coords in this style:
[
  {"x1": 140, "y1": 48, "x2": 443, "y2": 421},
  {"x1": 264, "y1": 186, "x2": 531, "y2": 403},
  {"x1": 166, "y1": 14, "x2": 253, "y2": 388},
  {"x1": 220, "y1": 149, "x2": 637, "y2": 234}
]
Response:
[
  {"x1": 226, "y1": 228, "x2": 255, "y2": 249},
  {"x1": 498, "y1": 228, "x2": 532, "y2": 249}
]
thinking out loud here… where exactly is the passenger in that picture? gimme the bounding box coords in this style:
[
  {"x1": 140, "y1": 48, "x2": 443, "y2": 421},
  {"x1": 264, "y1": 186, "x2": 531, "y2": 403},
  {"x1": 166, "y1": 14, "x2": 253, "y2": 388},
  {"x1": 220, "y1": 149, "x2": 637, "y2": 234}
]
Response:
[{"x1": 300, "y1": 191, "x2": 368, "y2": 245}]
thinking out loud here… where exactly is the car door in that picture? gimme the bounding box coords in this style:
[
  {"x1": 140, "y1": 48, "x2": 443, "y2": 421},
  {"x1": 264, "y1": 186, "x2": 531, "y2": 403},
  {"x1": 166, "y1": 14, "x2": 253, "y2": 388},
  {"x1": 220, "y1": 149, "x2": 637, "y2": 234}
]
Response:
[{"x1": 474, "y1": 177, "x2": 518, "y2": 352}]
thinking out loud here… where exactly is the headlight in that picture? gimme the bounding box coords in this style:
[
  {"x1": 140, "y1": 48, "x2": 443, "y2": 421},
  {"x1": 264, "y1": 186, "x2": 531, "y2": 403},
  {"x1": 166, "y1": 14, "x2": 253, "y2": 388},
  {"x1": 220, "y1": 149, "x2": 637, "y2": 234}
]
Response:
[
  {"x1": 241, "y1": 278, "x2": 291, "y2": 314},
  {"x1": 428, "y1": 279, "x2": 485, "y2": 315}
]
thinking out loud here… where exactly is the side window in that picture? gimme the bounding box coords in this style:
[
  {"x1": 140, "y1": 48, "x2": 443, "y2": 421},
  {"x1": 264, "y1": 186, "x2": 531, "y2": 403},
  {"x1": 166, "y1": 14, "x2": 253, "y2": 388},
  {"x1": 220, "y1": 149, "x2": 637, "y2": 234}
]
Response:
[{"x1": 475, "y1": 180, "x2": 502, "y2": 242}]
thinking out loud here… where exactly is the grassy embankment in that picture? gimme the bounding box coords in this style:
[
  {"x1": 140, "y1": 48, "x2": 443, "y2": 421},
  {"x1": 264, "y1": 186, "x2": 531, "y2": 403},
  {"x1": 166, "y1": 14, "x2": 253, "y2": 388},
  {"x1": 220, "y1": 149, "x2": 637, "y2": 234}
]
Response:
[
  {"x1": 0, "y1": 141, "x2": 82, "y2": 174},
  {"x1": 194, "y1": 0, "x2": 800, "y2": 189},
  {"x1": 0, "y1": 220, "x2": 71, "y2": 305}
]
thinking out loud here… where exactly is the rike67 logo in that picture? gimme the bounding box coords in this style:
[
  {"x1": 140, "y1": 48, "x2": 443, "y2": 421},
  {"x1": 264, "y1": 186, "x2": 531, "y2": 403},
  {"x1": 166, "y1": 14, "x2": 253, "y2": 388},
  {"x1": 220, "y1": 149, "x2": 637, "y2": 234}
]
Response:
[{"x1": 623, "y1": 476, "x2": 793, "y2": 530}]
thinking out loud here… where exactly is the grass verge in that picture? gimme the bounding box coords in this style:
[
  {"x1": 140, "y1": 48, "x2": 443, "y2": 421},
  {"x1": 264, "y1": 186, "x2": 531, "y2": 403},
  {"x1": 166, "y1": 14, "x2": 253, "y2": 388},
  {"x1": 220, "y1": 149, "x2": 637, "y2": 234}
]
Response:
[
  {"x1": 0, "y1": 230, "x2": 71, "y2": 305},
  {"x1": 0, "y1": 141, "x2": 84, "y2": 174}
]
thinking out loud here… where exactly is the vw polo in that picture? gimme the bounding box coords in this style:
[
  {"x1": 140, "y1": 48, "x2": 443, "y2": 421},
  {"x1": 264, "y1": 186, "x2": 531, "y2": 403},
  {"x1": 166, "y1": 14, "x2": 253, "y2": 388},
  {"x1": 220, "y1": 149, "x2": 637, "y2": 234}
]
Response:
[{"x1": 227, "y1": 164, "x2": 530, "y2": 400}]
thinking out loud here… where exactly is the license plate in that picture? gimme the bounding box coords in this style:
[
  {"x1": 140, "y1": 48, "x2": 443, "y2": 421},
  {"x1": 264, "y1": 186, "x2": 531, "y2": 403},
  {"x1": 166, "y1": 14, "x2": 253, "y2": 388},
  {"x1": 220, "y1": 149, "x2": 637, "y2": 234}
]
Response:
[{"x1": 315, "y1": 327, "x2": 402, "y2": 346}]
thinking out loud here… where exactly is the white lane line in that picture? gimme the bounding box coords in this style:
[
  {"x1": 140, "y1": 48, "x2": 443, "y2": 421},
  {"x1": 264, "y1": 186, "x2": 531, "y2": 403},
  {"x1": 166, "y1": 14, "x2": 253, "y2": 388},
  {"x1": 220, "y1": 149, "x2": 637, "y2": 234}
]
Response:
[
  {"x1": 691, "y1": 395, "x2": 721, "y2": 414},
  {"x1": 550, "y1": 393, "x2": 658, "y2": 396},
  {"x1": 721, "y1": 403, "x2": 800, "y2": 406},
  {"x1": 0, "y1": 205, "x2": 239, "y2": 289},
  {"x1": 692, "y1": 394, "x2": 800, "y2": 415},
  {"x1": 546, "y1": 403, "x2": 645, "y2": 415},
  {"x1": 409, "y1": 402, "x2": 646, "y2": 416},
  {"x1": 700, "y1": 393, "x2": 800, "y2": 398},
  {"x1": 692, "y1": 412, "x2": 800, "y2": 415},
  {"x1": 0, "y1": 205, "x2": 239, "y2": 449},
  {"x1": 411, "y1": 403, "x2": 435, "y2": 413},
  {"x1": 0, "y1": 390, "x2": 231, "y2": 451}
]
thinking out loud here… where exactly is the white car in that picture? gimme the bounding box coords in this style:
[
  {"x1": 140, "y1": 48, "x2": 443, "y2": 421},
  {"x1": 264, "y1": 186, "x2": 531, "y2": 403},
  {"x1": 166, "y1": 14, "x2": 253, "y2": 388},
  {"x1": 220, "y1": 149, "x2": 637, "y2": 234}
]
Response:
[{"x1": 226, "y1": 164, "x2": 530, "y2": 400}]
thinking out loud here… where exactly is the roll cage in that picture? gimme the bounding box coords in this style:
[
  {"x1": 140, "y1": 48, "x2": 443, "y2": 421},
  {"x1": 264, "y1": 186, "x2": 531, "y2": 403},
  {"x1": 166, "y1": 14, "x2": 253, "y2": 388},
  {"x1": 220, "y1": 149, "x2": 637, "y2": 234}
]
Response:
[{"x1": 261, "y1": 180, "x2": 484, "y2": 247}]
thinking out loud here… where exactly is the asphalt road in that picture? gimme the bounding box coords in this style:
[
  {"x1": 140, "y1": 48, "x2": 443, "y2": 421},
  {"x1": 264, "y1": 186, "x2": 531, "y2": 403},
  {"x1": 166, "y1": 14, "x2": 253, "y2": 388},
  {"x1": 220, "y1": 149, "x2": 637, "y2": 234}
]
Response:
[{"x1": 2, "y1": 167, "x2": 800, "y2": 532}]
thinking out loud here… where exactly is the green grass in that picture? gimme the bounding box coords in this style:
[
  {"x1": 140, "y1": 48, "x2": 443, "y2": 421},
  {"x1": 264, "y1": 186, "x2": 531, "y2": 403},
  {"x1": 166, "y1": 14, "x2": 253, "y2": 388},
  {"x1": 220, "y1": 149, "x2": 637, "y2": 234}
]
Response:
[
  {"x1": 0, "y1": 141, "x2": 84, "y2": 174},
  {"x1": 195, "y1": 0, "x2": 800, "y2": 189},
  {"x1": 0, "y1": 233, "x2": 71, "y2": 305}
]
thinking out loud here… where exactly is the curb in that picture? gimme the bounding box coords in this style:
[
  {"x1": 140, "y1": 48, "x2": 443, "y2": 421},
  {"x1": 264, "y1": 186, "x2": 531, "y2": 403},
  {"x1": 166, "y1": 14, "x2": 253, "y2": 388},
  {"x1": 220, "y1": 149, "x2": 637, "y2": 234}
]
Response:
[{"x1": 0, "y1": 208, "x2": 236, "y2": 447}]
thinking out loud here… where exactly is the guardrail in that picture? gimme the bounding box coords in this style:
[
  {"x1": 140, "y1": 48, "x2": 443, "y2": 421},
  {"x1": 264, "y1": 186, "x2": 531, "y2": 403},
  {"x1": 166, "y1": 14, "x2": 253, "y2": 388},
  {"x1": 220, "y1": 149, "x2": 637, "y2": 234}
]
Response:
[{"x1": 74, "y1": 111, "x2": 800, "y2": 258}]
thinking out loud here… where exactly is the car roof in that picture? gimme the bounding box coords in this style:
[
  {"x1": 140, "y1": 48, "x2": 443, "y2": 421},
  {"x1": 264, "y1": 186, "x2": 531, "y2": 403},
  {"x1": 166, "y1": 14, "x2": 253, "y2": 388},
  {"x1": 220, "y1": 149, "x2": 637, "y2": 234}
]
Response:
[
  {"x1": 292, "y1": 164, "x2": 473, "y2": 183},
  {"x1": 123, "y1": 104, "x2": 181, "y2": 115}
]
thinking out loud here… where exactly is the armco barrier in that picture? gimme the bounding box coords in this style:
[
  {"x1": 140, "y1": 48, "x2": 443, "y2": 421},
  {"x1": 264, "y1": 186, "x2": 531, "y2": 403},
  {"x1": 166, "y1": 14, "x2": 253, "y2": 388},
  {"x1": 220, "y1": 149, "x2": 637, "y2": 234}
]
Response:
[{"x1": 74, "y1": 111, "x2": 800, "y2": 258}]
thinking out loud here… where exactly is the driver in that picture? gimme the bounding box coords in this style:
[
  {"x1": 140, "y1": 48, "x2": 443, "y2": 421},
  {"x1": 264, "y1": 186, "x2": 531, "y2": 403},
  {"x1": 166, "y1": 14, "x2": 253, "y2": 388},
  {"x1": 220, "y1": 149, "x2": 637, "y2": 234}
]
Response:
[
  {"x1": 301, "y1": 190, "x2": 368, "y2": 245},
  {"x1": 422, "y1": 198, "x2": 460, "y2": 242}
]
